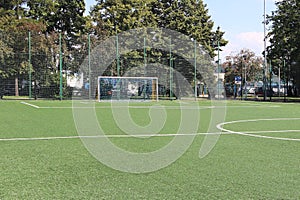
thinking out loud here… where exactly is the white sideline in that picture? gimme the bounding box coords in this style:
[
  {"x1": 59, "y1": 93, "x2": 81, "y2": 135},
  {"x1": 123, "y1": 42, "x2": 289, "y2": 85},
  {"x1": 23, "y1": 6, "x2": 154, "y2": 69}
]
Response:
[
  {"x1": 0, "y1": 132, "x2": 229, "y2": 142},
  {"x1": 2, "y1": 127, "x2": 300, "y2": 142},
  {"x1": 20, "y1": 101, "x2": 40, "y2": 109},
  {"x1": 19, "y1": 101, "x2": 281, "y2": 109}
]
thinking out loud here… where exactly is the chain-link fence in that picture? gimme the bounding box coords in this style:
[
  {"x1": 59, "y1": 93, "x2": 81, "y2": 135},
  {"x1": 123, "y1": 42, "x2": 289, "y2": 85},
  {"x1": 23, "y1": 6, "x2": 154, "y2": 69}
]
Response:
[{"x1": 0, "y1": 30, "x2": 215, "y2": 100}]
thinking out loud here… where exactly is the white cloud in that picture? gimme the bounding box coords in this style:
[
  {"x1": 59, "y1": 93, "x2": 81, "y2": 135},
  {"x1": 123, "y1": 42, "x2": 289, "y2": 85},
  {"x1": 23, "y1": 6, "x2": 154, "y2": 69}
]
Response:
[
  {"x1": 265, "y1": 0, "x2": 282, "y2": 2},
  {"x1": 220, "y1": 32, "x2": 266, "y2": 60},
  {"x1": 236, "y1": 32, "x2": 264, "y2": 53}
]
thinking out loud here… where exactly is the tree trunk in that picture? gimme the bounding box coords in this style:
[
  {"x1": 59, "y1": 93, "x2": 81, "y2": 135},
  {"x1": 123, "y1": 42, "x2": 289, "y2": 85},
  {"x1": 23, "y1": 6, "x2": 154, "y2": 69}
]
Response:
[{"x1": 15, "y1": 77, "x2": 19, "y2": 97}]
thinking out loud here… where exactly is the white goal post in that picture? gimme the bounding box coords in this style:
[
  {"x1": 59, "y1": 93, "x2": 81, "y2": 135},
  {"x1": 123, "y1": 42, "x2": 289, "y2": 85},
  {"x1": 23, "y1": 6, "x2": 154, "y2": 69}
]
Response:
[{"x1": 97, "y1": 76, "x2": 159, "y2": 101}]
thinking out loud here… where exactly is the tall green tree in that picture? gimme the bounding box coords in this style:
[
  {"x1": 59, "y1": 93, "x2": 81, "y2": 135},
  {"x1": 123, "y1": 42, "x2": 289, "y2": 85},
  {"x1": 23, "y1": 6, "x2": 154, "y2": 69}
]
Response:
[
  {"x1": 0, "y1": 0, "x2": 44, "y2": 96},
  {"x1": 266, "y1": 0, "x2": 300, "y2": 96},
  {"x1": 91, "y1": 0, "x2": 157, "y2": 37},
  {"x1": 0, "y1": 16, "x2": 47, "y2": 96},
  {"x1": 0, "y1": 0, "x2": 27, "y2": 18},
  {"x1": 92, "y1": 0, "x2": 227, "y2": 56},
  {"x1": 91, "y1": 0, "x2": 227, "y2": 88},
  {"x1": 26, "y1": 0, "x2": 88, "y2": 87},
  {"x1": 152, "y1": 0, "x2": 227, "y2": 56},
  {"x1": 26, "y1": 0, "x2": 86, "y2": 35},
  {"x1": 1, "y1": 0, "x2": 88, "y2": 97}
]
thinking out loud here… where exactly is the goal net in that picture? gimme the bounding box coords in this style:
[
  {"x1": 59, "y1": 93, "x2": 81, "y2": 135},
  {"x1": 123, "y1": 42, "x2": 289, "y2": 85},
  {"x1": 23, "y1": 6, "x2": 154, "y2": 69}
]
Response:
[{"x1": 98, "y1": 76, "x2": 158, "y2": 101}]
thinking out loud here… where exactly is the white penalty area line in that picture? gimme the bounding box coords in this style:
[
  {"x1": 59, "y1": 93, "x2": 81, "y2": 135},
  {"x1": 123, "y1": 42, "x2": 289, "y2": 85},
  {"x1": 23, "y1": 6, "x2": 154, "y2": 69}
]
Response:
[{"x1": 0, "y1": 132, "x2": 231, "y2": 142}]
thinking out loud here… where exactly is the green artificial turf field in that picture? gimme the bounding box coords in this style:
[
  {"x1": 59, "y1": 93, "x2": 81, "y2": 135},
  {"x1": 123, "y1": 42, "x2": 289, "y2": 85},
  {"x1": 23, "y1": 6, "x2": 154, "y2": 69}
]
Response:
[{"x1": 0, "y1": 100, "x2": 300, "y2": 199}]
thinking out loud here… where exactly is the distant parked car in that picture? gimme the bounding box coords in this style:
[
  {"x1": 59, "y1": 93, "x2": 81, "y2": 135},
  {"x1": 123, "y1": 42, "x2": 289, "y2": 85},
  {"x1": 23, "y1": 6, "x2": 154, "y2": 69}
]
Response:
[
  {"x1": 255, "y1": 87, "x2": 274, "y2": 97},
  {"x1": 247, "y1": 87, "x2": 256, "y2": 94},
  {"x1": 272, "y1": 85, "x2": 287, "y2": 95},
  {"x1": 245, "y1": 82, "x2": 256, "y2": 94}
]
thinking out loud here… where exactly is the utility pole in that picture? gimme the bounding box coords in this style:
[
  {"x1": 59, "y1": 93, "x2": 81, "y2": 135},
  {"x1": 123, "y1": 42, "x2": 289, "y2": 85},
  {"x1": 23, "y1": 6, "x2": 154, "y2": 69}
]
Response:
[
  {"x1": 263, "y1": 0, "x2": 267, "y2": 101},
  {"x1": 217, "y1": 40, "x2": 220, "y2": 100}
]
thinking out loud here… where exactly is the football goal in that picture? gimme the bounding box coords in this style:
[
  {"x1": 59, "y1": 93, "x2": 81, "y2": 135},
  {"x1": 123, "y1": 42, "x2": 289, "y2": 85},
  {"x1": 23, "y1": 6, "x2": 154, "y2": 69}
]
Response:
[{"x1": 98, "y1": 76, "x2": 159, "y2": 101}]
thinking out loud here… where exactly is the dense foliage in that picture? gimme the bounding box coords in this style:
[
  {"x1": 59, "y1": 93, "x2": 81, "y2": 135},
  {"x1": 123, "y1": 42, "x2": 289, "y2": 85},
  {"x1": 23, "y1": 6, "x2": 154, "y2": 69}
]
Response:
[
  {"x1": 0, "y1": 0, "x2": 87, "y2": 97},
  {"x1": 266, "y1": 0, "x2": 300, "y2": 96},
  {"x1": 91, "y1": 0, "x2": 227, "y2": 56},
  {"x1": 223, "y1": 49, "x2": 263, "y2": 85},
  {"x1": 0, "y1": 0, "x2": 226, "y2": 97}
]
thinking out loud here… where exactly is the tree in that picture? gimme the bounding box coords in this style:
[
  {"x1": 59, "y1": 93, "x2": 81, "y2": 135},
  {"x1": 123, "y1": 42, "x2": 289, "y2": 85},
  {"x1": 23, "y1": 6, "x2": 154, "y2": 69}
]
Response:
[
  {"x1": 0, "y1": 0, "x2": 27, "y2": 18},
  {"x1": 26, "y1": 0, "x2": 89, "y2": 97},
  {"x1": 92, "y1": 0, "x2": 227, "y2": 56},
  {"x1": 91, "y1": 0, "x2": 227, "y2": 90},
  {"x1": 152, "y1": 0, "x2": 227, "y2": 56},
  {"x1": 0, "y1": 16, "x2": 48, "y2": 96},
  {"x1": 0, "y1": 0, "x2": 46, "y2": 96},
  {"x1": 26, "y1": 0, "x2": 86, "y2": 36},
  {"x1": 0, "y1": 0, "x2": 88, "y2": 97},
  {"x1": 91, "y1": 0, "x2": 156, "y2": 36},
  {"x1": 266, "y1": 0, "x2": 300, "y2": 96},
  {"x1": 223, "y1": 49, "x2": 263, "y2": 85}
]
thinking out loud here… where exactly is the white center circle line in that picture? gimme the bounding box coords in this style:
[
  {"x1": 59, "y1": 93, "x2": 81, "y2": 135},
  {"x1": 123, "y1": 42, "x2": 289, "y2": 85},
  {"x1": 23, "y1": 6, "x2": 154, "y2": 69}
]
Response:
[{"x1": 216, "y1": 118, "x2": 300, "y2": 142}]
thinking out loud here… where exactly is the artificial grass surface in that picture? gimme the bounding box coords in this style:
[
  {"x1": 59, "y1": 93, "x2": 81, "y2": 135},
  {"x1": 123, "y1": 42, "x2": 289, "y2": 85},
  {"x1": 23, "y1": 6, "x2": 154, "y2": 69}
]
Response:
[{"x1": 0, "y1": 100, "x2": 300, "y2": 199}]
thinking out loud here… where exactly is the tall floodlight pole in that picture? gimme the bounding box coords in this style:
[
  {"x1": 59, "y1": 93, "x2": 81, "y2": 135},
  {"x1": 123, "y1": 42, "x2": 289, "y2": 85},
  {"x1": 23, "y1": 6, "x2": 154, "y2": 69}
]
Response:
[
  {"x1": 278, "y1": 66, "x2": 281, "y2": 98},
  {"x1": 217, "y1": 40, "x2": 220, "y2": 100},
  {"x1": 243, "y1": 55, "x2": 247, "y2": 100},
  {"x1": 143, "y1": 37, "x2": 147, "y2": 99},
  {"x1": 194, "y1": 40, "x2": 197, "y2": 99},
  {"x1": 263, "y1": 0, "x2": 267, "y2": 101},
  {"x1": 28, "y1": 31, "x2": 32, "y2": 99},
  {"x1": 283, "y1": 60, "x2": 286, "y2": 102},
  {"x1": 59, "y1": 33, "x2": 63, "y2": 101},
  {"x1": 169, "y1": 38, "x2": 173, "y2": 100},
  {"x1": 269, "y1": 61, "x2": 272, "y2": 101},
  {"x1": 116, "y1": 35, "x2": 120, "y2": 77},
  {"x1": 144, "y1": 37, "x2": 147, "y2": 76},
  {"x1": 88, "y1": 34, "x2": 91, "y2": 99}
]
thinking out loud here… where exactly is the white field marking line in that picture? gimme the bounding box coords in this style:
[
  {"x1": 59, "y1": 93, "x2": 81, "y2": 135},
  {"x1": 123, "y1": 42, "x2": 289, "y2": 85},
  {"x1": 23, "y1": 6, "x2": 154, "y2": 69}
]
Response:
[
  {"x1": 80, "y1": 101, "x2": 96, "y2": 104},
  {"x1": 242, "y1": 130, "x2": 300, "y2": 134},
  {"x1": 95, "y1": 105, "x2": 280, "y2": 109},
  {"x1": 229, "y1": 102, "x2": 260, "y2": 106},
  {"x1": 20, "y1": 101, "x2": 40, "y2": 109},
  {"x1": 38, "y1": 106, "x2": 95, "y2": 109},
  {"x1": 20, "y1": 101, "x2": 212, "y2": 110},
  {"x1": 66, "y1": 106, "x2": 212, "y2": 109},
  {"x1": 219, "y1": 105, "x2": 280, "y2": 108},
  {"x1": 39, "y1": 105, "x2": 270, "y2": 109},
  {"x1": 20, "y1": 101, "x2": 280, "y2": 110},
  {"x1": 0, "y1": 132, "x2": 233, "y2": 142},
  {"x1": 20, "y1": 101, "x2": 96, "y2": 109},
  {"x1": 217, "y1": 118, "x2": 300, "y2": 142},
  {"x1": 71, "y1": 105, "x2": 279, "y2": 109}
]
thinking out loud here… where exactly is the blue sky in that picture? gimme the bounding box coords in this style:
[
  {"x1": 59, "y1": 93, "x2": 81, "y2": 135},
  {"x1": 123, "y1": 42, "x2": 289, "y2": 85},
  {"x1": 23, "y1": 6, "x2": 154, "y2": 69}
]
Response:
[{"x1": 84, "y1": 0, "x2": 279, "y2": 59}]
